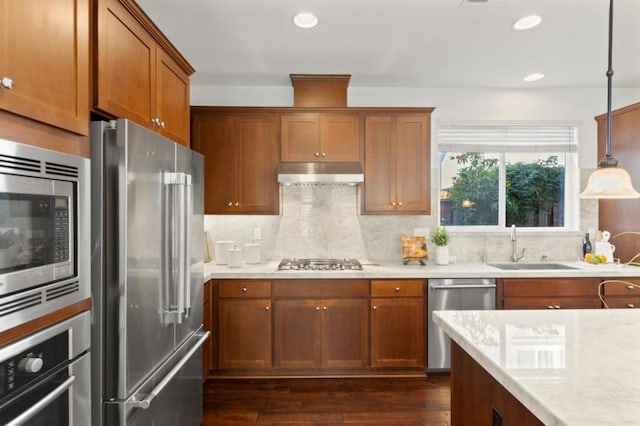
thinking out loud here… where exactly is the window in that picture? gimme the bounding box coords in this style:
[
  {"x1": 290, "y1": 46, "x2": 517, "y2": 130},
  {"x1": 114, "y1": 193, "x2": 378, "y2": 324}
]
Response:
[{"x1": 438, "y1": 122, "x2": 578, "y2": 229}]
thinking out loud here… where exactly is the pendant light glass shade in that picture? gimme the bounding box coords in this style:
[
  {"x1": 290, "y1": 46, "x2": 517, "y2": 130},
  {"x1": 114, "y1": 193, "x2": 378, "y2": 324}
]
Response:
[
  {"x1": 579, "y1": 0, "x2": 640, "y2": 199},
  {"x1": 580, "y1": 165, "x2": 640, "y2": 198}
]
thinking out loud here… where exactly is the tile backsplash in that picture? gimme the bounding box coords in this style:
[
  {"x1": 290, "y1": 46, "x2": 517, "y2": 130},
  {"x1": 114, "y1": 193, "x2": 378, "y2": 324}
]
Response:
[{"x1": 204, "y1": 169, "x2": 597, "y2": 264}]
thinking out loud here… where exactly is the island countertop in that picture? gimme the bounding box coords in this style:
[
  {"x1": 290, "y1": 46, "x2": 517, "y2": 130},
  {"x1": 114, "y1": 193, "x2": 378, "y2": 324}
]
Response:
[{"x1": 433, "y1": 309, "x2": 640, "y2": 425}]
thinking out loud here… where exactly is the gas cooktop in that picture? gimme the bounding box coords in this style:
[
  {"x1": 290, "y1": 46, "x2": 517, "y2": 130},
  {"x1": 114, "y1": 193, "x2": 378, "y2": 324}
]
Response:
[{"x1": 277, "y1": 258, "x2": 363, "y2": 271}]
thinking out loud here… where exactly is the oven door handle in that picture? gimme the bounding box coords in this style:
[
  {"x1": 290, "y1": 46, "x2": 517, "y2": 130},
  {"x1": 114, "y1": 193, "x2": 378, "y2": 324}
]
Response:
[
  {"x1": 5, "y1": 375, "x2": 75, "y2": 426},
  {"x1": 128, "y1": 331, "x2": 210, "y2": 410}
]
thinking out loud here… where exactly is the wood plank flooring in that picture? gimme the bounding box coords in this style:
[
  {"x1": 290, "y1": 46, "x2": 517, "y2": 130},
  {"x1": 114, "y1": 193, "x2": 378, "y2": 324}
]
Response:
[{"x1": 203, "y1": 376, "x2": 451, "y2": 425}]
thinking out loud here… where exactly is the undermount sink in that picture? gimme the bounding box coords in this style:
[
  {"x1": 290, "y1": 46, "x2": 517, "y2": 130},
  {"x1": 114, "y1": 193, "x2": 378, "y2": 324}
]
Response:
[{"x1": 488, "y1": 263, "x2": 578, "y2": 270}]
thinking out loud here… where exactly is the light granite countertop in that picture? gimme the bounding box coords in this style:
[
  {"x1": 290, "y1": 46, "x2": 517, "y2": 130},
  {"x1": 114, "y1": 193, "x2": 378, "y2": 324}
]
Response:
[
  {"x1": 204, "y1": 260, "x2": 640, "y2": 281},
  {"x1": 433, "y1": 309, "x2": 640, "y2": 425}
]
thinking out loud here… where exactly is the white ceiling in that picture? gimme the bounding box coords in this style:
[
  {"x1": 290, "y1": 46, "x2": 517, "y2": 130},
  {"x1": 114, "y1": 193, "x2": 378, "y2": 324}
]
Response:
[{"x1": 136, "y1": 0, "x2": 640, "y2": 89}]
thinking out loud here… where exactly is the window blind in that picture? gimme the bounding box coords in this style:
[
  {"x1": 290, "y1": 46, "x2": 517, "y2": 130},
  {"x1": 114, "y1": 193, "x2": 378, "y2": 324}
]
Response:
[{"x1": 438, "y1": 122, "x2": 578, "y2": 153}]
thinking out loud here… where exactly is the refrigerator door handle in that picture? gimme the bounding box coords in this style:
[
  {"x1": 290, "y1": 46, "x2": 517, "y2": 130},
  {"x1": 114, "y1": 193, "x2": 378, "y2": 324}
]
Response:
[
  {"x1": 127, "y1": 331, "x2": 210, "y2": 410},
  {"x1": 183, "y1": 174, "x2": 192, "y2": 319},
  {"x1": 161, "y1": 172, "x2": 186, "y2": 324}
]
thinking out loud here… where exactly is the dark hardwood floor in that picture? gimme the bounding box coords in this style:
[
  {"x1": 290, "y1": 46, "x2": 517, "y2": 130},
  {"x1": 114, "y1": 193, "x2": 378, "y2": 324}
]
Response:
[{"x1": 203, "y1": 376, "x2": 451, "y2": 425}]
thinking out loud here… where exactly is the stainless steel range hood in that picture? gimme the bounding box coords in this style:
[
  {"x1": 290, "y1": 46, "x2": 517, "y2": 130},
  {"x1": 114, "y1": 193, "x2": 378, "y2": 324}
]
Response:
[{"x1": 277, "y1": 162, "x2": 364, "y2": 184}]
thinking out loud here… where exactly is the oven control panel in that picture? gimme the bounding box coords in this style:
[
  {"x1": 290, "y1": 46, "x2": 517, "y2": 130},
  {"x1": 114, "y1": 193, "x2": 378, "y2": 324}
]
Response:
[{"x1": 0, "y1": 331, "x2": 68, "y2": 401}]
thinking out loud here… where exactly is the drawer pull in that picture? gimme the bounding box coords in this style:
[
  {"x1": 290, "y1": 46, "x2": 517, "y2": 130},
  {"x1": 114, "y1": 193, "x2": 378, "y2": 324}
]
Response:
[
  {"x1": 322, "y1": 306, "x2": 327, "y2": 311},
  {"x1": 315, "y1": 306, "x2": 321, "y2": 311},
  {"x1": 628, "y1": 285, "x2": 635, "y2": 290},
  {"x1": 628, "y1": 304, "x2": 635, "y2": 309},
  {"x1": 0, "y1": 76, "x2": 14, "y2": 89},
  {"x1": 547, "y1": 305, "x2": 554, "y2": 309},
  {"x1": 554, "y1": 305, "x2": 561, "y2": 309},
  {"x1": 265, "y1": 306, "x2": 270, "y2": 311},
  {"x1": 241, "y1": 287, "x2": 247, "y2": 292},
  {"x1": 372, "y1": 306, "x2": 378, "y2": 311},
  {"x1": 395, "y1": 287, "x2": 401, "y2": 292}
]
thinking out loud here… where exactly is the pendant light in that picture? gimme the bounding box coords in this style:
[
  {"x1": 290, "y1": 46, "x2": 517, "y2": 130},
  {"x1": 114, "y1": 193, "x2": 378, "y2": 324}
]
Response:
[{"x1": 580, "y1": 0, "x2": 640, "y2": 199}]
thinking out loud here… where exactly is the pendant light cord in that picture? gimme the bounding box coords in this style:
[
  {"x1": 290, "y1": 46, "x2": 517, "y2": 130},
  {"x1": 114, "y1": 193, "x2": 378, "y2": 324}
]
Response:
[{"x1": 602, "y1": 0, "x2": 618, "y2": 167}]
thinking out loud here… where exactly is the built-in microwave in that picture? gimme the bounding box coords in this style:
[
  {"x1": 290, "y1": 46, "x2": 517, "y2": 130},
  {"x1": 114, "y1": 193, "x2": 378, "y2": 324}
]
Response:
[{"x1": 0, "y1": 139, "x2": 90, "y2": 332}]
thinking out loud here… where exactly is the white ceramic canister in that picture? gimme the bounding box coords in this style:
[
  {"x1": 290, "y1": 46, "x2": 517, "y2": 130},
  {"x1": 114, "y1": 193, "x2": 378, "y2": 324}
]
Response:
[
  {"x1": 214, "y1": 240, "x2": 234, "y2": 265},
  {"x1": 244, "y1": 243, "x2": 261, "y2": 264},
  {"x1": 228, "y1": 246, "x2": 243, "y2": 268}
]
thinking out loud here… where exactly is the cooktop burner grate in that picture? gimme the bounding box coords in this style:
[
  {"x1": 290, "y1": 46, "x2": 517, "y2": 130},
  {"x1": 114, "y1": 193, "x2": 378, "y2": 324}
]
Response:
[{"x1": 277, "y1": 258, "x2": 363, "y2": 271}]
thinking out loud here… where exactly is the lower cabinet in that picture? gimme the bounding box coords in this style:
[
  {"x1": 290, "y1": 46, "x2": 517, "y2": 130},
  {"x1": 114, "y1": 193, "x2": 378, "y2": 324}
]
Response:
[
  {"x1": 451, "y1": 341, "x2": 543, "y2": 426},
  {"x1": 206, "y1": 278, "x2": 426, "y2": 376},
  {"x1": 601, "y1": 277, "x2": 640, "y2": 309},
  {"x1": 273, "y1": 298, "x2": 369, "y2": 369},
  {"x1": 273, "y1": 280, "x2": 369, "y2": 370},
  {"x1": 499, "y1": 278, "x2": 602, "y2": 309},
  {"x1": 370, "y1": 280, "x2": 425, "y2": 368},
  {"x1": 217, "y1": 280, "x2": 272, "y2": 369}
]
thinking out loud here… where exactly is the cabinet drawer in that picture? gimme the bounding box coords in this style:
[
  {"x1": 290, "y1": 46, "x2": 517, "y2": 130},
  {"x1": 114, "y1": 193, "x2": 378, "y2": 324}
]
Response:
[
  {"x1": 273, "y1": 280, "x2": 369, "y2": 298},
  {"x1": 501, "y1": 278, "x2": 600, "y2": 297},
  {"x1": 371, "y1": 280, "x2": 424, "y2": 297},
  {"x1": 604, "y1": 297, "x2": 640, "y2": 309},
  {"x1": 219, "y1": 280, "x2": 271, "y2": 298},
  {"x1": 503, "y1": 297, "x2": 602, "y2": 310},
  {"x1": 602, "y1": 279, "x2": 640, "y2": 296}
]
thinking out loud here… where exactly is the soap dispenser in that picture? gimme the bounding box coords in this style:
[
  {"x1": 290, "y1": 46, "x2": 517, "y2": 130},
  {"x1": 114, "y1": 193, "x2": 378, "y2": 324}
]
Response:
[{"x1": 582, "y1": 233, "x2": 592, "y2": 256}]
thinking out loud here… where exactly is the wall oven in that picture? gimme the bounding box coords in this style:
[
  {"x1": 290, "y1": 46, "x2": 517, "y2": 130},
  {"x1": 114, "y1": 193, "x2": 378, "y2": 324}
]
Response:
[
  {"x1": 0, "y1": 311, "x2": 91, "y2": 426},
  {"x1": 0, "y1": 139, "x2": 90, "y2": 332}
]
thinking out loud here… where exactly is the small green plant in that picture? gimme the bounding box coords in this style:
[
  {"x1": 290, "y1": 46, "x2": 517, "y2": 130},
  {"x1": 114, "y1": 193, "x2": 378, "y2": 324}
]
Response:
[{"x1": 430, "y1": 226, "x2": 449, "y2": 247}]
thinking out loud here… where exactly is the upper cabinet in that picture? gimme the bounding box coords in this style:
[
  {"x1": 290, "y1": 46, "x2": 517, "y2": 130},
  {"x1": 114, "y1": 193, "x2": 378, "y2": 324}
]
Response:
[
  {"x1": 191, "y1": 108, "x2": 280, "y2": 215},
  {"x1": 363, "y1": 111, "x2": 432, "y2": 214},
  {"x1": 0, "y1": 0, "x2": 89, "y2": 136},
  {"x1": 596, "y1": 102, "x2": 640, "y2": 263},
  {"x1": 94, "y1": 0, "x2": 194, "y2": 146},
  {"x1": 281, "y1": 112, "x2": 361, "y2": 162}
]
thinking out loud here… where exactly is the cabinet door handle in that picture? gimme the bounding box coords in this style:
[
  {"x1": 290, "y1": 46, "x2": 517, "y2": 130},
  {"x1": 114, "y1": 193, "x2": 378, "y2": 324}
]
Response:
[
  {"x1": 227, "y1": 202, "x2": 233, "y2": 207},
  {"x1": 628, "y1": 304, "x2": 635, "y2": 308},
  {"x1": 234, "y1": 202, "x2": 239, "y2": 207},
  {"x1": 321, "y1": 152, "x2": 326, "y2": 157},
  {"x1": 322, "y1": 306, "x2": 327, "y2": 311},
  {"x1": 547, "y1": 305, "x2": 554, "y2": 309},
  {"x1": 315, "y1": 152, "x2": 320, "y2": 157},
  {"x1": 372, "y1": 306, "x2": 378, "y2": 311},
  {"x1": 554, "y1": 305, "x2": 561, "y2": 309},
  {"x1": 398, "y1": 201, "x2": 403, "y2": 206},
  {"x1": 0, "y1": 76, "x2": 13, "y2": 89},
  {"x1": 391, "y1": 201, "x2": 397, "y2": 206},
  {"x1": 265, "y1": 306, "x2": 271, "y2": 311},
  {"x1": 241, "y1": 287, "x2": 247, "y2": 292},
  {"x1": 395, "y1": 287, "x2": 401, "y2": 292},
  {"x1": 315, "y1": 306, "x2": 321, "y2": 311},
  {"x1": 160, "y1": 121, "x2": 166, "y2": 128}
]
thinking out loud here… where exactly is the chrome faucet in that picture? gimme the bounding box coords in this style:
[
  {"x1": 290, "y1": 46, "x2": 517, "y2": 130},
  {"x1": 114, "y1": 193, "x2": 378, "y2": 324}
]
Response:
[{"x1": 510, "y1": 224, "x2": 525, "y2": 262}]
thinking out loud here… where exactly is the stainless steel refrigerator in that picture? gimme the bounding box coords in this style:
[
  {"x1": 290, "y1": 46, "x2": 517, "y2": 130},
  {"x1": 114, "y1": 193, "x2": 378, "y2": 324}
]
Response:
[{"x1": 90, "y1": 119, "x2": 209, "y2": 426}]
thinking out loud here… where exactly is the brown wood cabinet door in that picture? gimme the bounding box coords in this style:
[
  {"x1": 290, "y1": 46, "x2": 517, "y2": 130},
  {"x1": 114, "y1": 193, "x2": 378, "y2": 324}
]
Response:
[
  {"x1": 364, "y1": 115, "x2": 397, "y2": 212},
  {"x1": 321, "y1": 299, "x2": 369, "y2": 368},
  {"x1": 234, "y1": 113, "x2": 279, "y2": 213},
  {"x1": 191, "y1": 114, "x2": 235, "y2": 213},
  {"x1": 218, "y1": 299, "x2": 272, "y2": 369},
  {"x1": 0, "y1": 0, "x2": 89, "y2": 135},
  {"x1": 96, "y1": 0, "x2": 155, "y2": 129},
  {"x1": 395, "y1": 115, "x2": 429, "y2": 213},
  {"x1": 274, "y1": 299, "x2": 321, "y2": 369},
  {"x1": 202, "y1": 281, "x2": 212, "y2": 376},
  {"x1": 597, "y1": 104, "x2": 640, "y2": 263},
  {"x1": 281, "y1": 113, "x2": 320, "y2": 161},
  {"x1": 320, "y1": 114, "x2": 361, "y2": 162},
  {"x1": 371, "y1": 298, "x2": 425, "y2": 368},
  {"x1": 155, "y1": 49, "x2": 190, "y2": 146}
]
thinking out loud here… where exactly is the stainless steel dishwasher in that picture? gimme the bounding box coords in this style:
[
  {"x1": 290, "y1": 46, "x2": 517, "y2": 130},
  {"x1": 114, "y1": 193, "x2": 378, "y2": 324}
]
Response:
[{"x1": 427, "y1": 278, "x2": 496, "y2": 372}]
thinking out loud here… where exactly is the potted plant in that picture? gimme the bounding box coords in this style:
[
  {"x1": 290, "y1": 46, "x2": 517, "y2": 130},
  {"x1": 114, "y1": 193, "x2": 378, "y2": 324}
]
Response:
[{"x1": 430, "y1": 226, "x2": 450, "y2": 265}]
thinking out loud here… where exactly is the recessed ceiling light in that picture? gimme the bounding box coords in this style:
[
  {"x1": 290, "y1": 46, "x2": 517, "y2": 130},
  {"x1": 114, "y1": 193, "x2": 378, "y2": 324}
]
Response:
[
  {"x1": 292, "y1": 12, "x2": 318, "y2": 29},
  {"x1": 513, "y1": 14, "x2": 542, "y2": 30},
  {"x1": 523, "y1": 72, "x2": 545, "y2": 82}
]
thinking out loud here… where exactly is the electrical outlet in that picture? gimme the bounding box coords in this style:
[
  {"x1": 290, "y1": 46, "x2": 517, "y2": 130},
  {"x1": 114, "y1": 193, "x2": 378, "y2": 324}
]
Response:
[
  {"x1": 413, "y1": 227, "x2": 429, "y2": 238},
  {"x1": 253, "y1": 227, "x2": 262, "y2": 240}
]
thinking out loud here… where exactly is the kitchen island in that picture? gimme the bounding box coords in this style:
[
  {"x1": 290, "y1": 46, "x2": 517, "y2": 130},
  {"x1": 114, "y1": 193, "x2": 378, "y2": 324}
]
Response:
[{"x1": 433, "y1": 309, "x2": 640, "y2": 425}]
